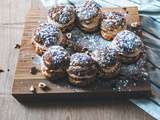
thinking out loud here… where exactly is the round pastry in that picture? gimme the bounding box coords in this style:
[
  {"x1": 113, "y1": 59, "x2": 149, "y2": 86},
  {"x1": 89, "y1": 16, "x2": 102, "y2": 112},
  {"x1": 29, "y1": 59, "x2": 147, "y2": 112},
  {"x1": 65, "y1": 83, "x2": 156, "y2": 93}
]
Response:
[
  {"x1": 91, "y1": 46, "x2": 121, "y2": 78},
  {"x1": 41, "y1": 64, "x2": 67, "y2": 79},
  {"x1": 101, "y1": 12, "x2": 126, "y2": 40},
  {"x1": 67, "y1": 53, "x2": 97, "y2": 86},
  {"x1": 76, "y1": 0, "x2": 101, "y2": 32},
  {"x1": 48, "y1": 4, "x2": 75, "y2": 32},
  {"x1": 41, "y1": 45, "x2": 70, "y2": 79},
  {"x1": 32, "y1": 22, "x2": 65, "y2": 55},
  {"x1": 112, "y1": 30, "x2": 143, "y2": 63}
]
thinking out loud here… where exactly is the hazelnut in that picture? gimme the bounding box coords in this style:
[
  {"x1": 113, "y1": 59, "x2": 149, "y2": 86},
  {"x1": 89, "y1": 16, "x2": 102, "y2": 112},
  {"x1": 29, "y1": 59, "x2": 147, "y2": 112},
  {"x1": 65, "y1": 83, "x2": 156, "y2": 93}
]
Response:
[{"x1": 38, "y1": 82, "x2": 47, "y2": 89}]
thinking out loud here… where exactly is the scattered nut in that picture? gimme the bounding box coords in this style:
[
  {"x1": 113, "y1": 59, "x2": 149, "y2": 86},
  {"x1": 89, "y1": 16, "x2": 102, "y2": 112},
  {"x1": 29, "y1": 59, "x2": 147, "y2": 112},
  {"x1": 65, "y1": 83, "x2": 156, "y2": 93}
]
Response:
[
  {"x1": 131, "y1": 22, "x2": 138, "y2": 28},
  {"x1": 133, "y1": 82, "x2": 136, "y2": 86},
  {"x1": 14, "y1": 44, "x2": 21, "y2": 49},
  {"x1": 66, "y1": 33, "x2": 72, "y2": 39},
  {"x1": 85, "y1": 20, "x2": 90, "y2": 24},
  {"x1": 29, "y1": 85, "x2": 35, "y2": 92},
  {"x1": 123, "y1": 7, "x2": 127, "y2": 11},
  {"x1": 30, "y1": 67, "x2": 38, "y2": 75},
  {"x1": 81, "y1": 48, "x2": 88, "y2": 52},
  {"x1": 38, "y1": 82, "x2": 47, "y2": 89},
  {"x1": 0, "y1": 66, "x2": 4, "y2": 73},
  {"x1": 85, "y1": 50, "x2": 91, "y2": 56}
]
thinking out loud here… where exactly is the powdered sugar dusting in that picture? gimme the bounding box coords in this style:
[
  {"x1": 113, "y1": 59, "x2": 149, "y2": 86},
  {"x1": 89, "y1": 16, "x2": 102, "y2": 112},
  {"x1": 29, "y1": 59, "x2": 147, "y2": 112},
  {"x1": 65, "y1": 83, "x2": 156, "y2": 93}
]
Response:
[
  {"x1": 42, "y1": 45, "x2": 69, "y2": 69},
  {"x1": 112, "y1": 30, "x2": 143, "y2": 54},
  {"x1": 70, "y1": 27, "x2": 110, "y2": 51},
  {"x1": 76, "y1": 0, "x2": 100, "y2": 21},
  {"x1": 92, "y1": 47, "x2": 118, "y2": 67},
  {"x1": 48, "y1": 5, "x2": 75, "y2": 24},
  {"x1": 33, "y1": 23, "x2": 61, "y2": 47},
  {"x1": 120, "y1": 54, "x2": 148, "y2": 80},
  {"x1": 70, "y1": 53, "x2": 94, "y2": 66},
  {"x1": 101, "y1": 12, "x2": 126, "y2": 31}
]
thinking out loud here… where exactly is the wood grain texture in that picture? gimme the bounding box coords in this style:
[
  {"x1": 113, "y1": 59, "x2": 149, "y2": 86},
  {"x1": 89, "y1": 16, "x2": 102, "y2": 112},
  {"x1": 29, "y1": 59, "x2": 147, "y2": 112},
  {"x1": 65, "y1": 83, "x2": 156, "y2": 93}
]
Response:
[
  {"x1": 0, "y1": 0, "x2": 154, "y2": 120},
  {"x1": 12, "y1": 7, "x2": 151, "y2": 102}
]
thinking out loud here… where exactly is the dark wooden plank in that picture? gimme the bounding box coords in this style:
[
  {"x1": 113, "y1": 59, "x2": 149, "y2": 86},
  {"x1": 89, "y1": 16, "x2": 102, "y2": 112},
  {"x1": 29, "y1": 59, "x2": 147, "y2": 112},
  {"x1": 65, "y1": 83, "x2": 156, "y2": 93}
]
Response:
[{"x1": 12, "y1": 7, "x2": 151, "y2": 102}]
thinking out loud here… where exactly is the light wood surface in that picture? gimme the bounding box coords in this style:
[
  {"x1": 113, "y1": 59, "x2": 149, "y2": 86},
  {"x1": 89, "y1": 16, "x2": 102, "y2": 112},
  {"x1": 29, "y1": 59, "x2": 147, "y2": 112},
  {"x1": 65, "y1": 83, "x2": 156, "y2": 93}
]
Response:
[{"x1": 0, "y1": 0, "x2": 154, "y2": 120}]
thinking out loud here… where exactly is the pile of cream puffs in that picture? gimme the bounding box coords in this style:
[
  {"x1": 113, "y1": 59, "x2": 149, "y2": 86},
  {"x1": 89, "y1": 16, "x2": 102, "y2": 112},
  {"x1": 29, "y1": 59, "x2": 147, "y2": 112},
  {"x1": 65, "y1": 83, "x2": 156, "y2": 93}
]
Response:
[{"x1": 32, "y1": 0, "x2": 145, "y2": 86}]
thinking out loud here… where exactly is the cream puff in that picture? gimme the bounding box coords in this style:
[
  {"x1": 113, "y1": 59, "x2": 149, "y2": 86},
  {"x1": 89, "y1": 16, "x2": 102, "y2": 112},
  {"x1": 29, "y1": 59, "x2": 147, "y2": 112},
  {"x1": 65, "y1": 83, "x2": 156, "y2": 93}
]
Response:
[
  {"x1": 48, "y1": 4, "x2": 75, "y2": 32},
  {"x1": 67, "y1": 53, "x2": 97, "y2": 86},
  {"x1": 32, "y1": 22, "x2": 65, "y2": 55},
  {"x1": 41, "y1": 45, "x2": 70, "y2": 80},
  {"x1": 76, "y1": 0, "x2": 101, "y2": 32},
  {"x1": 112, "y1": 30, "x2": 143, "y2": 63},
  {"x1": 101, "y1": 12, "x2": 126, "y2": 40},
  {"x1": 91, "y1": 46, "x2": 121, "y2": 78}
]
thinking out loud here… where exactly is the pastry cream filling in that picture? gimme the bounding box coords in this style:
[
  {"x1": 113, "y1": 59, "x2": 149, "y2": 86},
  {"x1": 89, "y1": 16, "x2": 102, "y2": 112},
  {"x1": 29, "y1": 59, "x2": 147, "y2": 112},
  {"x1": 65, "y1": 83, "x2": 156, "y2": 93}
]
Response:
[
  {"x1": 69, "y1": 73, "x2": 96, "y2": 79},
  {"x1": 80, "y1": 14, "x2": 100, "y2": 30},
  {"x1": 101, "y1": 25, "x2": 127, "y2": 34},
  {"x1": 101, "y1": 62, "x2": 120, "y2": 73},
  {"x1": 69, "y1": 77, "x2": 94, "y2": 84},
  {"x1": 120, "y1": 48, "x2": 141, "y2": 58}
]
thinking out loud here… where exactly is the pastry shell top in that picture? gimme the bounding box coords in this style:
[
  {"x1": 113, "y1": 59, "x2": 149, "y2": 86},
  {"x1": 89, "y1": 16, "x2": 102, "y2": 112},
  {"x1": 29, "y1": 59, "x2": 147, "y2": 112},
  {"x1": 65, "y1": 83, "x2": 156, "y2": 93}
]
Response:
[
  {"x1": 33, "y1": 22, "x2": 62, "y2": 47},
  {"x1": 42, "y1": 45, "x2": 70, "y2": 70},
  {"x1": 48, "y1": 4, "x2": 75, "y2": 25},
  {"x1": 101, "y1": 12, "x2": 126, "y2": 31},
  {"x1": 112, "y1": 30, "x2": 143, "y2": 55},
  {"x1": 70, "y1": 53, "x2": 95, "y2": 67},
  {"x1": 76, "y1": 0, "x2": 101, "y2": 21},
  {"x1": 91, "y1": 47, "x2": 119, "y2": 68}
]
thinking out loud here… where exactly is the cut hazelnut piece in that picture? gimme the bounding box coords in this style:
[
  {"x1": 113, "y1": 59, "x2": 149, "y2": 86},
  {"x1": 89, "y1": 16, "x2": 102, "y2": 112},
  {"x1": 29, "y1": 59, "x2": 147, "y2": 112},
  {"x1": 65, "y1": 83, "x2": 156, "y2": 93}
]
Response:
[
  {"x1": 131, "y1": 22, "x2": 138, "y2": 28},
  {"x1": 29, "y1": 85, "x2": 35, "y2": 92},
  {"x1": 0, "y1": 66, "x2": 4, "y2": 73},
  {"x1": 38, "y1": 82, "x2": 47, "y2": 89},
  {"x1": 30, "y1": 67, "x2": 38, "y2": 75},
  {"x1": 66, "y1": 33, "x2": 72, "y2": 39},
  {"x1": 14, "y1": 44, "x2": 21, "y2": 49}
]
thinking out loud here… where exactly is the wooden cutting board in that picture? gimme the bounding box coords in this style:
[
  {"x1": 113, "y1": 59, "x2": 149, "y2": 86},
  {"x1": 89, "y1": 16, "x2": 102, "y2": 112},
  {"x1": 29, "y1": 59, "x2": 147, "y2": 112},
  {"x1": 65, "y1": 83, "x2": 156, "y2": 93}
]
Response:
[{"x1": 12, "y1": 7, "x2": 151, "y2": 102}]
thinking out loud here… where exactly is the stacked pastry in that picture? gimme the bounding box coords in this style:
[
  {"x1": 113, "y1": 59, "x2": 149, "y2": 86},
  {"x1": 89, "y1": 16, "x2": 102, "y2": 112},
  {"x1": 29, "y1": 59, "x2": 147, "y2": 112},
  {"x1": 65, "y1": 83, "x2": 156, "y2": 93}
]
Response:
[
  {"x1": 67, "y1": 53, "x2": 97, "y2": 86},
  {"x1": 91, "y1": 46, "x2": 121, "y2": 78},
  {"x1": 32, "y1": 22, "x2": 65, "y2": 55},
  {"x1": 48, "y1": 4, "x2": 76, "y2": 32},
  {"x1": 41, "y1": 45, "x2": 70, "y2": 80},
  {"x1": 112, "y1": 30, "x2": 143, "y2": 63},
  {"x1": 31, "y1": 0, "x2": 145, "y2": 87},
  {"x1": 75, "y1": 0, "x2": 101, "y2": 32},
  {"x1": 101, "y1": 12, "x2": 127, "y2": 40}
]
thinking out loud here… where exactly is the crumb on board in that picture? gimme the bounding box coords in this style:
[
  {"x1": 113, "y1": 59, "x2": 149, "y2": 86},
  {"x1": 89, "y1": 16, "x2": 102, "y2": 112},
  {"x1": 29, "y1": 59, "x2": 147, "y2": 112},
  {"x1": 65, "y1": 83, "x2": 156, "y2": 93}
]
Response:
[
  {"x1": 38, "y1": 82, "x2": 47, "y2": 89},
  {"x1": 38, "y1": 82, "x2": 51, "y2": 91},
  {"x1": 30, "y1": 67, "x2": 39, "y2": 75},
  {"x1": 29, "y1": 85, "x2": 36, "y2": 92},
  {"x1": 0, "y1": 66, "x2": 4, "y2": 73},
  {"x1": 14, "y1": 44, "x2": 21, "y2": 49}
]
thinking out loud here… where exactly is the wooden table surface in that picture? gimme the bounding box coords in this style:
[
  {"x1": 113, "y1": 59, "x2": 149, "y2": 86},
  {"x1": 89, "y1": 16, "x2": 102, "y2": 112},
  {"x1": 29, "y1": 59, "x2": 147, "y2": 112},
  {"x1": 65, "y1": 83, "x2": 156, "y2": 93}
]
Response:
[{"x1": 0, "y1": 0, "x2": 155, "y2": 120}]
